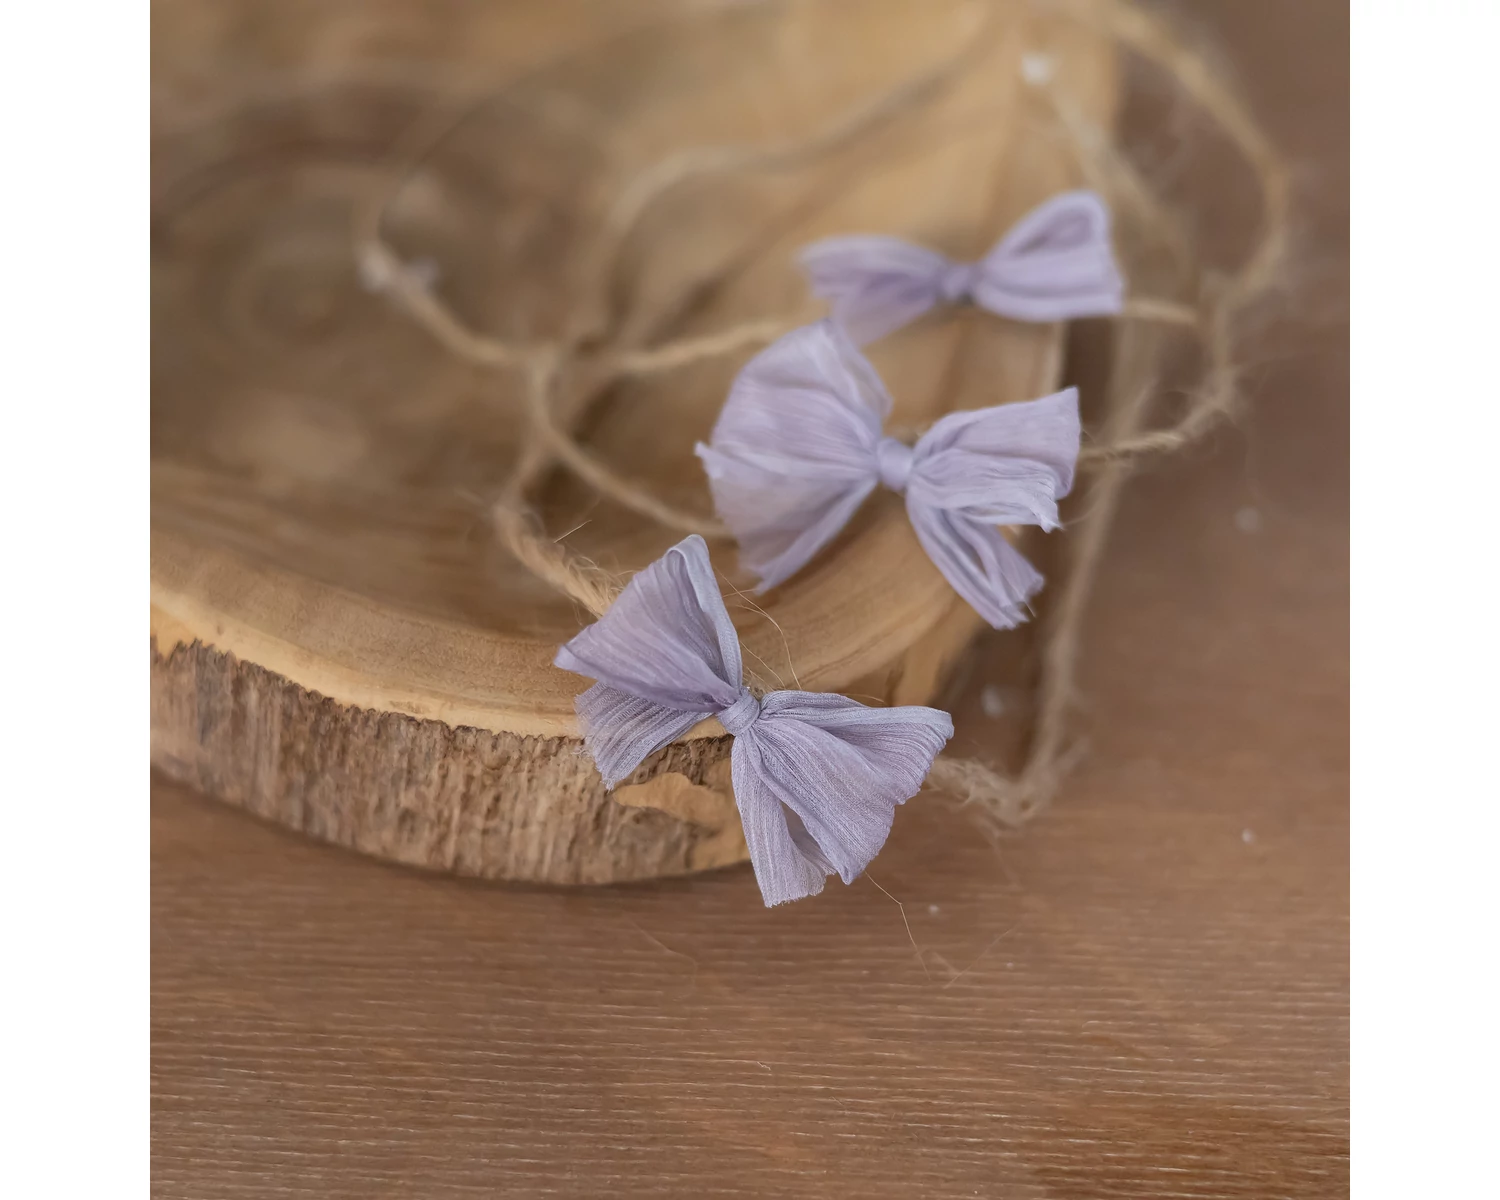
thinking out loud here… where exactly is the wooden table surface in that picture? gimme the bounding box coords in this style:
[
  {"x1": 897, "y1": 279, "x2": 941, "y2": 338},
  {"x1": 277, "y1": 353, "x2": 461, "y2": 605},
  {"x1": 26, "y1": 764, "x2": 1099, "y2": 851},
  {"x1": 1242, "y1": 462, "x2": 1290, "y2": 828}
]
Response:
[{"x1": 151, "y1": 4, "x2": 1349, "y2": 1196}]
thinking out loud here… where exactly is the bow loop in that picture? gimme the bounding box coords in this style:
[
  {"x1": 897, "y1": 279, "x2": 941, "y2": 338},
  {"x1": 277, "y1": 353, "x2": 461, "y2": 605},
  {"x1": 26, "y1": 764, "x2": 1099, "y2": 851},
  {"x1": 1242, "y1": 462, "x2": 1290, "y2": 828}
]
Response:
[
  {"x1": 973, "y1": 190, "x2": 1123, "y2": 322},
  {"x1": 696, "y1": 321, "x2": 889, "y2": 592},
  {"x1": 554, "y1": 535, "x2": 953, "y2": 907},
  {"x1": 797, "y1": 236, "x2": 952, "y2": 345},
  {"x1": 553, "y1": 534, "x2": 742, "y2": 716}
]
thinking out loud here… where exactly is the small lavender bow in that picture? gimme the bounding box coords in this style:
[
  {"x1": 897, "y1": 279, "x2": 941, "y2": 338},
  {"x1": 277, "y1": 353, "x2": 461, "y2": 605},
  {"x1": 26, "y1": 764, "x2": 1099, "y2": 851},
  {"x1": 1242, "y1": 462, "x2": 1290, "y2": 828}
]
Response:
[
  {"x1": 554, "y1": 535, "x2": 953, "y2": 907},
  {"x1": 799, "y1": 190, "x2": 1123, "y2": 344},
  {"x1": 696, "y1": 320, "x2": 1080, "y2": 629}
]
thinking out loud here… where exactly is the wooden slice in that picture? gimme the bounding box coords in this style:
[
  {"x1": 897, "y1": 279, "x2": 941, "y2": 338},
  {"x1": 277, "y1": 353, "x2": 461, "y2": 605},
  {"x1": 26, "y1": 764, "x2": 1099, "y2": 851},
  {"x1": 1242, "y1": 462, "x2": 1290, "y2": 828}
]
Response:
[{"x1": 150, "y1": 0, "x2": 1118, "y2": 884}]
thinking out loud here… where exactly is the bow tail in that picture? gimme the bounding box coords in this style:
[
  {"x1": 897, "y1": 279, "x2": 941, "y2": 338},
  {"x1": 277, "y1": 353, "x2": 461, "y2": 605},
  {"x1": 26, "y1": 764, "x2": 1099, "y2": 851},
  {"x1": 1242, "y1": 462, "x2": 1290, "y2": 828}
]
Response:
[
  {"x1": 574, "y1": 683, "x2": 707, "y2": 789},
  {"x1": 730, "y1": 738, "x2": 836, "y2": 907},
  {"x1": 909, "y1": 505, "x2": 1045, "y2": 630}
]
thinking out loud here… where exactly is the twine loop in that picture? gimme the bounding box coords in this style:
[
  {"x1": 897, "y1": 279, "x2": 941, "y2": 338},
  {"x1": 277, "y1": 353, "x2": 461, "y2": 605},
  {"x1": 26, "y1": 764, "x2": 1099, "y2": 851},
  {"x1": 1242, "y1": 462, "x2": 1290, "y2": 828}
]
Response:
[{"x1": 357, "y1": 0, "x2": 1291, "y2": 827}]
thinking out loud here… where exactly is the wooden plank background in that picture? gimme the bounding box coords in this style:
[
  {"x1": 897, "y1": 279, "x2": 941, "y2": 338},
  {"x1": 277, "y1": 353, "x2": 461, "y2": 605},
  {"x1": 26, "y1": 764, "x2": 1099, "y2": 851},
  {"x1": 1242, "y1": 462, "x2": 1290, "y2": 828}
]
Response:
[{"x1": 151, "y1": 3, "x2": 1349, "y2": 1195}]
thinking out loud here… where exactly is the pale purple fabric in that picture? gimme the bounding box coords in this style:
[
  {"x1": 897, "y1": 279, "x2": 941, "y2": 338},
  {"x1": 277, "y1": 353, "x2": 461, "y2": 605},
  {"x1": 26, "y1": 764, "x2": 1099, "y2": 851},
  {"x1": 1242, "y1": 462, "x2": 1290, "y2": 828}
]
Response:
[
  {"x1": 554, "y1": 535, "x2": 953, "y2": 907},
  {"x1": 799, "y1": 190, "x2": 1123, "y2": 344},
  {"x1": 696, "y1": 321, "x2": 1080, "y2": 629}
]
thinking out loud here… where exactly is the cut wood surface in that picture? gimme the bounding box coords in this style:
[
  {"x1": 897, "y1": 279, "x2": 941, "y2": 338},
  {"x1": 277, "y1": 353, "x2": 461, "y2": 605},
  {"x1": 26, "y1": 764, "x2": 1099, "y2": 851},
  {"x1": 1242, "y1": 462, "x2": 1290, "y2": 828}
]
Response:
[{"x1": 150, "y1": 0, "x2": 1114, "y2": 881}]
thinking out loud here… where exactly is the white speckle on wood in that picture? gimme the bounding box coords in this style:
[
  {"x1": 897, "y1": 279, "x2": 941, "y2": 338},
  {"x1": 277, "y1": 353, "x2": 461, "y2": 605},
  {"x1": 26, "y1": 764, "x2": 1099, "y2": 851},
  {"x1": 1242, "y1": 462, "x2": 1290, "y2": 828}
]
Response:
[{"x1": 1021, "y1": 52, "x2": 1056, "y2": 86}]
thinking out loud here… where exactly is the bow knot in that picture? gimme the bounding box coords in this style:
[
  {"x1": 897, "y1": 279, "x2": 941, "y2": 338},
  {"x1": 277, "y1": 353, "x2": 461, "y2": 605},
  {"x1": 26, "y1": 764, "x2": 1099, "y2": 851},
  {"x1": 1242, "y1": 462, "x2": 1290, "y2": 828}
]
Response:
[
  {"x1": 798, "y1": 190, "x2": 1123, "y2": 345},
  {"x1": 696, "y1": 322, "x2": 1081, "y2": 631},
  {"x1": 938, "y1": 260, "x2": 981, "y2": 304},
  {"x1": 717, "y1": 688, "x2": 761, "y2": 736},
  {"x1": 875, "y1": 437, "x2": 915, "y2": 492}
]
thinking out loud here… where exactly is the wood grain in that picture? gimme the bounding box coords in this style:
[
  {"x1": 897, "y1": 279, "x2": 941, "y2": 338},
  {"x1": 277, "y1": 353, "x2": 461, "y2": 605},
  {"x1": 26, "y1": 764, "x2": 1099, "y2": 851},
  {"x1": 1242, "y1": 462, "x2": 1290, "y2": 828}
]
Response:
[{"x1": 151, "y1": 2, "x2": 1349, "y2": 1196}]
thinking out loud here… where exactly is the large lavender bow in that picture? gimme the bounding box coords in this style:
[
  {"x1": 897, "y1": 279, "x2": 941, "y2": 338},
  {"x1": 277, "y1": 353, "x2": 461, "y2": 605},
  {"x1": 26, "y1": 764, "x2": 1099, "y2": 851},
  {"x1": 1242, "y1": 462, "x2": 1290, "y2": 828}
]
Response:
[
  {"x1": 696, "y1": 321, "x2": 1080, "y2": 629},
  {"x1": 554, "y1": 535, "x2": 953, "y2": 907},
  {"x1": 800, "y1": 190, "x2": 1123, "y2": 344}
]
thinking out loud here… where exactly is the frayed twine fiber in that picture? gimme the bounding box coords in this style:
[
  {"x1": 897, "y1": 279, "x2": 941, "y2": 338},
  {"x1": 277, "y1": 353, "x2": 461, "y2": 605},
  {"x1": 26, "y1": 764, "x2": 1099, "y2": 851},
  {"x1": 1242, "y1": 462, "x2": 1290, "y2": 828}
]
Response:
[{"x1": 358, "y1": 0, "x2": 1290, "y2": 832}]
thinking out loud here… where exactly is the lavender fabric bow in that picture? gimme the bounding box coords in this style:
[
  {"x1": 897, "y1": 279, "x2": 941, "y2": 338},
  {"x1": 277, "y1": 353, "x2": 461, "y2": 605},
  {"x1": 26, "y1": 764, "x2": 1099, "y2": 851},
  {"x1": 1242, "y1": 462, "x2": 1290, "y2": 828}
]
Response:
[
  {"x1": 799, "y1": 190, "x2": 1123, "y2": 344},
  {"x1": 696, "y1": 321, "x2": 1080, "y2": 629},
  {"x1": 554, "y1": 535, "x2": 953, "y2": 907}
]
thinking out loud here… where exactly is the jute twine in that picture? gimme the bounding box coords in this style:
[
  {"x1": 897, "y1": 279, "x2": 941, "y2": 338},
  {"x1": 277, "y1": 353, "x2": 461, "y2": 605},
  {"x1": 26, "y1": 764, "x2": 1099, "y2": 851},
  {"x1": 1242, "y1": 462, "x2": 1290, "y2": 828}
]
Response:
[{"x1": 355, "y1": 0, "x2": 1290, "y2": 829}]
